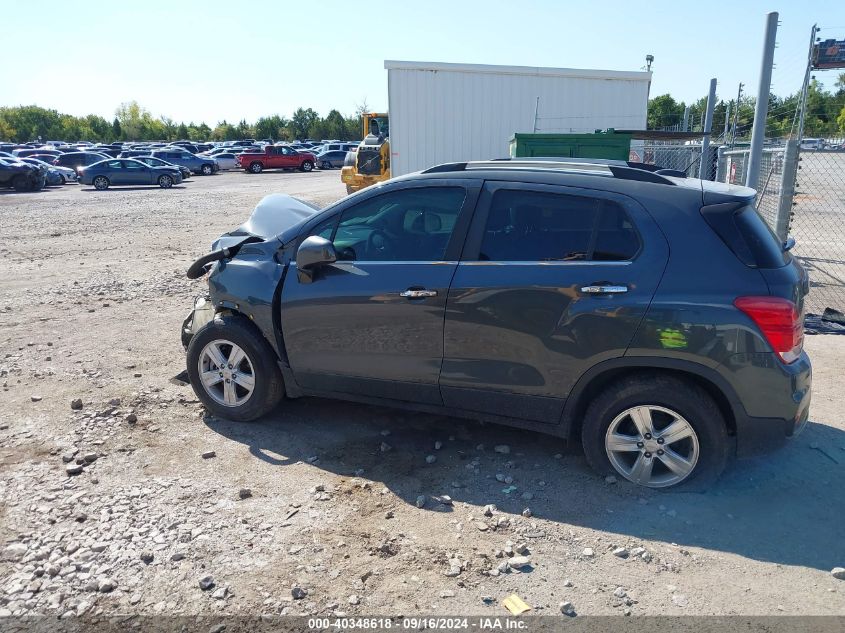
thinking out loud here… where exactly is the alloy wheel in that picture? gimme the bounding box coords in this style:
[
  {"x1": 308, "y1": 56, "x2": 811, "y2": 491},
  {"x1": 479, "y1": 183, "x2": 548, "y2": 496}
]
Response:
[
  {"x1": 604, "y1": 405, "x2": 700, "y2": 488},
  {"x1": 197, "y1": 339, "x2": 256, "y2": 407}
]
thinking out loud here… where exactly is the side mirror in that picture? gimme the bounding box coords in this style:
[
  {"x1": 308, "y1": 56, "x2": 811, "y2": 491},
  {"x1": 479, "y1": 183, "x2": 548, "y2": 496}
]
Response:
[{"x1": 296, "y1": 236, "x2": 337, "y2": 282}]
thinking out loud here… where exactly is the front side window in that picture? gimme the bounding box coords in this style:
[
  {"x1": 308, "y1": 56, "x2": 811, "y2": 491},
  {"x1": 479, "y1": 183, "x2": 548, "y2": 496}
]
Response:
[
  {"x1": 478, "y1": 190, "x2": 639, "y2": 262},
  {"x1": 330, "y1": 187, "x2": 466, "y2": 262}
]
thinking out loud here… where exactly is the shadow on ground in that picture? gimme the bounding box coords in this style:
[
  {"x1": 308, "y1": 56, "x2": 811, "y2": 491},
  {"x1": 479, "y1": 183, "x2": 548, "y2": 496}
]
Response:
[{"x1": 203, "y1": 396, "x2": 845, "y2": 571}]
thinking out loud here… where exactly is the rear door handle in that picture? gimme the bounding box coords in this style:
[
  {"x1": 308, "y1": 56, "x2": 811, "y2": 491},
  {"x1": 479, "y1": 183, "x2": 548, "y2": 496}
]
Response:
[
  {"x1": 400, "y1": 288, "x2": 437, "y2": 299},
  {"x1": 580, "y1": 285, "x2": 628, "y2": 294}
]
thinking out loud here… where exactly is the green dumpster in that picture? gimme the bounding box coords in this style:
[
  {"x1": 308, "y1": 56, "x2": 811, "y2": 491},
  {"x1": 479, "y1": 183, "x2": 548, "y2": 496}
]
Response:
[{"x1": 509, "y1": 131, "x2": 632, "y2": 161}]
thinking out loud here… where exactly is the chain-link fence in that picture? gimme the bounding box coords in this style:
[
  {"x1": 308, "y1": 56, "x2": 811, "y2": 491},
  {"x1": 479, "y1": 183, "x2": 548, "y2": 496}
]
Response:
[
  {"x1": 632, "y1": 142, "x2": 719, "y2": 180},
  {"x1": 788, "y1": 149, "x2": 845, "y2": 314},
  {"x1": 719, "y1": 144, "x2": 794, "y2": 237},
  {"x1": 714, "y1": 142, "x2": 845, "y2": 314}
]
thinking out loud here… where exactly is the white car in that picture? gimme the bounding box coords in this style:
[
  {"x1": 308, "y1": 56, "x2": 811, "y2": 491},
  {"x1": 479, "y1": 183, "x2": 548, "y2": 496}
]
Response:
[{"x1": 209, "y1": 152, "x2": 238, "y2": 170}]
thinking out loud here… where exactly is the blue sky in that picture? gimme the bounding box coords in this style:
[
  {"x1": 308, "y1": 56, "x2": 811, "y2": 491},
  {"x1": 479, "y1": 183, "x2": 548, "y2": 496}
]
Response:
[{"x1": 2, "y1": 0, "x2": 843, "y2": 124}]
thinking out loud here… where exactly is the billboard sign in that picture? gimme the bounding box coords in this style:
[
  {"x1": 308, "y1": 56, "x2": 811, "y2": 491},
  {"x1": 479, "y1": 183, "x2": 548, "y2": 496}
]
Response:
[{"x1": 813, "y1": 38, "x2": 845, "y2": 69}]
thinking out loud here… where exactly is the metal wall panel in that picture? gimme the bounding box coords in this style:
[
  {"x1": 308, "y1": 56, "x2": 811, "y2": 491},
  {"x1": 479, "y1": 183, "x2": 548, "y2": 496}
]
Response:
[{"x1": 385, "y1": 61, "x2": 651, "y2": 176}]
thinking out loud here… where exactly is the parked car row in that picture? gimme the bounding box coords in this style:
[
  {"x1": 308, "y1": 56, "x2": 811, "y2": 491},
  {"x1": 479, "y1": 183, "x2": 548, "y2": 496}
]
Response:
[{"x1": 0, "y1": 137, "x2": 363, "y2": 190}]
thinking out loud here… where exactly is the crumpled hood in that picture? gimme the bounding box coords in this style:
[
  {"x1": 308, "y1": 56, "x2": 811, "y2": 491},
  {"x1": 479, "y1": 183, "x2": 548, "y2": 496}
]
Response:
[{"x1": 210, "y1": 193, "x2": 321, "y2": 251}]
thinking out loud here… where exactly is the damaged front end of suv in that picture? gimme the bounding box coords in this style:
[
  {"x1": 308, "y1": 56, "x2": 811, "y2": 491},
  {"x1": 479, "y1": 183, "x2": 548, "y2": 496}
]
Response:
[{"x1": 181, "y1": 193, "x2": 321, "y2": 353}]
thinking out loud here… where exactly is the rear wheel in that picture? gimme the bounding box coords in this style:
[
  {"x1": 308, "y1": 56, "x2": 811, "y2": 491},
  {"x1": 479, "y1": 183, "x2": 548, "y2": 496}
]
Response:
[
  {"x1": 322, "y1": 161, "x2": 332, "y2": 170},
  {"x1": 300, "y1": 161, "x2": 313, "y2": 172},
  {"x1": 158, "y1": 174, "x2": 173, "y2": 188},
  {"x1": 249, "y1": 162, "x2": 263, "y2": 174},
  {"x1": 93, "y1": 176, "x2": 109, "y2": 190},
  {"x1": 201, "y1": 164, "x2": 213, "y2": 175},
  {"x1": 581, "y1": 374, "x2": 728, "y2": 490},
  {"x1": 186, "y1": 314, "x2": 283, "y2": 422}
]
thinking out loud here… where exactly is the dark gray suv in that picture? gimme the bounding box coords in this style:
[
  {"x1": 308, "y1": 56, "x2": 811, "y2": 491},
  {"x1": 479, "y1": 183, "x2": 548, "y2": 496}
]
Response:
[{"x1": 181, "y1": 159, "x2": 811, "y2": 489}]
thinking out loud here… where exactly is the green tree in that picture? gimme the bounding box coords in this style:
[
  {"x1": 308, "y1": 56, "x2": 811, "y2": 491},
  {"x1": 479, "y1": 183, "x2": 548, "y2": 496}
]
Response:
[
  {"x1": 647, "y1": 94, "x2": 686, "y2": 130},
  {"x1": 176, "y1": 123, "x2": 189, "y2": 139},
  {"x1": 111, "y1": 118, "x2": 122, "y2": 141},
  {"x1": 289, "y1": 107, "x2": 319, "y2": 140}
]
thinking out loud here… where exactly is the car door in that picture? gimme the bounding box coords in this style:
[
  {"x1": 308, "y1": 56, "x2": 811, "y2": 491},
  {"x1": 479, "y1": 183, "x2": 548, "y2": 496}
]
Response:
[
  {"x1": 103, "y1": 160, "x2": 128, "y2": 184},
  {"x1": 281, "y1": 180, "x2": 481, "y2": 404},
  {"x1": 122, "y1": 160, "x2": 151, "y2": 184},
  {"x1": 280, "y1": 146, "x2": 300, "y2": 168},
  {"x1": 440, "y1": 181, "x2": 669, "y2": 423}
]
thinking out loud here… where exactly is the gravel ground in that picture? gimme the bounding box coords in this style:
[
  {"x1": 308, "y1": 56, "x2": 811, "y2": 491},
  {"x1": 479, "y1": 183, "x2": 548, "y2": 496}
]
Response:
[{"x1": 0, "y1": 170, "x2": 843, "y2": 619}]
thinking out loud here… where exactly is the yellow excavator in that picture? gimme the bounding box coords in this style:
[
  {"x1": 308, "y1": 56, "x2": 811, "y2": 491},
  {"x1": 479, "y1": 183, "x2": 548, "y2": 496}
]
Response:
[{"x1": 341, "y1": 112, "x2": 390, "y2": 194}]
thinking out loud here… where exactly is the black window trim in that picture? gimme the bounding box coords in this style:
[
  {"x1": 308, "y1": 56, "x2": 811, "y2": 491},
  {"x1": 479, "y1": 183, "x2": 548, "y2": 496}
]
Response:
[{"x1": 459, "y1": 180, "x2": 644, "y2": 264}]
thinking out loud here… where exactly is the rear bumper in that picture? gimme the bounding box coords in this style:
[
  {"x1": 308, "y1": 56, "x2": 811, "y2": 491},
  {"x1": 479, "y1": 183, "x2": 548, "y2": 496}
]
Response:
[{"x1": 728, "y1": 351, "x2": 812, "y2": 456}]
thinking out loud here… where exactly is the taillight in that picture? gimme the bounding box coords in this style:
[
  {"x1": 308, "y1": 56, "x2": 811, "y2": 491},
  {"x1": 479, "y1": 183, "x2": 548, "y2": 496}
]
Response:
[{"x1": 734, "y1": 296, "x2": 803, "y2": 363}]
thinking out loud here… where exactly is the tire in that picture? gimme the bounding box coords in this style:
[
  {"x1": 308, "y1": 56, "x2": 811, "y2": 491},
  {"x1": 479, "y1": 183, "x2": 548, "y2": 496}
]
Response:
[
  {"x1": 93, "y1": 176, "x2": 109, "y2": 190},
  {"x1": 60, "y1": 175, "x2": 67, "y2": 184},
  {"x1": 249, "y1": 162, "x2": 263, "y2": 174},
  {"x1": 158, "y1": 174, "x2": 173, "y2": 188},
  {"x1": 12, "y1": 175, "x2": 30, "y2": 191},
  {"x1": 580, "y1": 373, "x2": 728, "y2": 490},
  {"x1": 322, "y1": 161, "x2": 332, "y2": 170},
  {"x1": 201, "y1": 164, "x2": 213, "y2": 176},
  {"x1": 186, "y1": 314, "x2": 284, "y2": 422},
  {"x1": 300, "y1": 161, "x2": 313, "y2": 172}
]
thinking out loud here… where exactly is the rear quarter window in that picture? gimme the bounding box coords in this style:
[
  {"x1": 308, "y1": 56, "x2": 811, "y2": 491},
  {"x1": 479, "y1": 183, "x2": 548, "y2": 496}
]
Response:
[{"x1": 734, "y1": 206, "x2": 789, "y2": 268}]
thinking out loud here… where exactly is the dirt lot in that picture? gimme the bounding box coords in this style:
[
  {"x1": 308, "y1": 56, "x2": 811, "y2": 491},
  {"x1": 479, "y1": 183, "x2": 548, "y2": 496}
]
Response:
[{"x1": 0, "y1": 171, "x2": 843, "y2": 619}]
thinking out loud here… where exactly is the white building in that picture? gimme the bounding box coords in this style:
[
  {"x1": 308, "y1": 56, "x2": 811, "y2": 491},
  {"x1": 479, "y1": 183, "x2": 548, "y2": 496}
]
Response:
[{"x1": 385, "y1": 60, "x2": 651, "y2": 176}]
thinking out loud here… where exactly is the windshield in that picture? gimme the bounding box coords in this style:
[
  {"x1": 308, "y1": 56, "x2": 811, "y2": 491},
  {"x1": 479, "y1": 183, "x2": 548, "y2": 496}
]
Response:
[{"x1": 368, "y1": 116, "x2": 389, "y2": 137}]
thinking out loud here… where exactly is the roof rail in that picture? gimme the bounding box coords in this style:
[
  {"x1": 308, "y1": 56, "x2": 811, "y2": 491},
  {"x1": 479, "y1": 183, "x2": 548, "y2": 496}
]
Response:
[{"x1": 421, "y1": 158, "x2": 677, "y2": 185}]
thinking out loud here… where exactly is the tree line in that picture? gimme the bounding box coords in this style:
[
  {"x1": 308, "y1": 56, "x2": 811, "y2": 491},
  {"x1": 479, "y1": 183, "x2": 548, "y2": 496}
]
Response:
[
  {"x1": 647, "y1": 73, "x2": 845, "y2": 138},
  {"x1": 0, "y1": 101, "x2": 366, "y2": 143}
]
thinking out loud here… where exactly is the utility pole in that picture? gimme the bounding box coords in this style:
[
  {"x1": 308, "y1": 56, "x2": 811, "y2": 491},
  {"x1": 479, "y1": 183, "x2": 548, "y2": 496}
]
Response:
[
  {"x1": 699, "y1": 78, "x2": 717, "y2": 180},
  {"x1": 724, "y1": 101, "x2": 732, "y2": 142},
  {"x1": 532, "y1": 96, "x2": 540, "y2": 133},
  {"x1": 682, "y1": 106, "x2": 690, "y2": 132},
  {"x1": 745, "y1": 11, "x2": 779, "y2": 190},
  {"x1": 731, "y1": 82, "x2": 744, "y2": 147}
]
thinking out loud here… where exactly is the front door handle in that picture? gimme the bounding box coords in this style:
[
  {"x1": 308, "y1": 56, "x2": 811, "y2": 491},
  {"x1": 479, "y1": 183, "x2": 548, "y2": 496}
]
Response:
[
  {"x1": 580, "y1": 285, "x2": 628, "y2": 294},
  {"x1": 400, "y1": 288, "x2": 437, "y2": 299}
]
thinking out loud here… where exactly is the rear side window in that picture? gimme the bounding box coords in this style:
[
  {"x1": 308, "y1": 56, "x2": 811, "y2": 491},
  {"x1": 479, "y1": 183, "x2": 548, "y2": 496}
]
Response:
[
  {"x1": 734, "y1": 206, "x2": 789, "y2": 268},
  {"x1": 701, "y1": 203, "x2": 789, "y2": 269},
  {"x1": 478, "y1": 190, "x2": 640, "y2": 262}
]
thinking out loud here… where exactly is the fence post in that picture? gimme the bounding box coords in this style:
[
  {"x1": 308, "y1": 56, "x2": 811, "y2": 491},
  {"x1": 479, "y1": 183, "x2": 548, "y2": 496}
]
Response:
[
  {"x1": 716, "y1": 146, "x2": 727, "y2": 182},
  {"x1": 774, "y1": 139, "x2": 799, "y2": 242},
  {"x1": 698, "y1": 78, "x2": 717, "y2": 180},
  {"x1": 745, "y1": 11, "x2": 778, "y2": 188}
]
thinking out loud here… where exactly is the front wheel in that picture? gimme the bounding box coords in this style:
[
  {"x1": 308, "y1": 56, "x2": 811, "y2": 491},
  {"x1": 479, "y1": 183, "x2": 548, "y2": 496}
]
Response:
[
  {"x1": 300, "y1": 161, "x2": 313, "y2": 172},
  {"x1": 581, "y1": 374, "x2": 728, "y2": 490},
  {"x1": 158, "y1": 174, "x2": 173, "y2": 188},
  {"x1": 93, "y1": 176, "x2": 109, "y2": 190},
  {"x1": 201, "y1": 164, "x2": 213, "y2": 175},
  {"x1": 186, "y1": 314, "x2": 284, "y2": 422}
]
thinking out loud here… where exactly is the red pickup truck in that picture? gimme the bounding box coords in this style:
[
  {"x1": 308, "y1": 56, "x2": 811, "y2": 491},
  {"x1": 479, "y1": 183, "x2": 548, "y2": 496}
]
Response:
[{"x1": 236, "y1": 146, "x2": 316, "y2": 174}]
